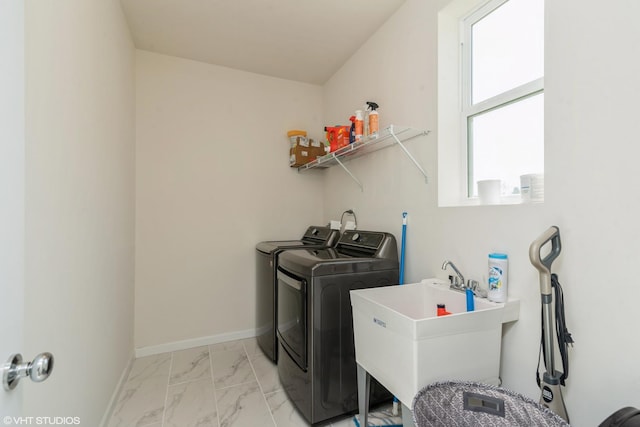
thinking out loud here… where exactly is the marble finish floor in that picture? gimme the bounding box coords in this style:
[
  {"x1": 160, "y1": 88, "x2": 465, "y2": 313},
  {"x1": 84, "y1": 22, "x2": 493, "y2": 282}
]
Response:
[{"x1": 107, "y1": 338, "x2": 358, "y2": 427}]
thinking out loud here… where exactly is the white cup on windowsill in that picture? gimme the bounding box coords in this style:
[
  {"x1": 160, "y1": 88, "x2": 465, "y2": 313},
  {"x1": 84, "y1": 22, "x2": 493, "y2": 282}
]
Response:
[{"x1": 478, "y1": 179, "x2": 501, "y2": 205}]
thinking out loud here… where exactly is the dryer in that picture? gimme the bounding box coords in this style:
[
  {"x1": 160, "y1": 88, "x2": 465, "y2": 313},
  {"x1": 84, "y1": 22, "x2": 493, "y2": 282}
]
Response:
[
  {"x1": 276, "y1": 230, "x2": 398, "y2": 425},
  {"x1": 255, "y1": 226, "x2": 340, "y2": 362}
]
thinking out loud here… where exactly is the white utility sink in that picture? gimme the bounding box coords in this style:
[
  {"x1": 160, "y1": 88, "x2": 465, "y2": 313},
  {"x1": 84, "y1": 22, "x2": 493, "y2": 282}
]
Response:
[{"x1": 350, "y1": 278, "x2": 519, "y2": 409}]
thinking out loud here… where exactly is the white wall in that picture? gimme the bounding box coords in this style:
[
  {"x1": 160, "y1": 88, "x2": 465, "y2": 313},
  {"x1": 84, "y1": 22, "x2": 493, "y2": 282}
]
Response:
[
  {"x1": 24, "y1": 0, "x2": 135, "y2": 423},
  {"x1": 323, "y1": 0, "x2": 640, "y2": 424},
  {"x1": 0, "y1": 1, "x2": 25, "y2": 415},
  {"x1": 135, "y1": 51, "x2": 325, "y2": 350}
]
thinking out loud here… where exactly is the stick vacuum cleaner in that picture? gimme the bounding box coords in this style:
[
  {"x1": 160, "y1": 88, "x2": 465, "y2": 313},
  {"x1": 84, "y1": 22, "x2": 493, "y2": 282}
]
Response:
[{"x1": 529, "y1": 226, "x2": 573, "y2": 423}]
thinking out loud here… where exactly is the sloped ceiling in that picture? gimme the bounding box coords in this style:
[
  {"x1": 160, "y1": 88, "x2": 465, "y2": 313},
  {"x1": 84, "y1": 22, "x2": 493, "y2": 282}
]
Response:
[{"x1": 121, "y1": 0, "x2": 405, "y2": 84}]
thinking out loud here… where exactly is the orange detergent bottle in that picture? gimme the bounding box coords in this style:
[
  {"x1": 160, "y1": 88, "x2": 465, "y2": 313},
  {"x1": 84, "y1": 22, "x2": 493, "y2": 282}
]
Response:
[{"x1": 437, "y1": 304, "x2": 452, "y2": 316}]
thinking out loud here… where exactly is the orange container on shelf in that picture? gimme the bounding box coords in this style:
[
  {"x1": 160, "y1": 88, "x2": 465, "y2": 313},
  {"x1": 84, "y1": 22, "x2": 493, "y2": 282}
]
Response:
[
  {"x1": 287, "y1": 130, "x2": 307, "y2": 139},
  {"x1": 287, "y1": 130, "x2": 308, "y2": 149},
  {"x1": 325, "y1": 126, "x2": 350, "y2": 153}
]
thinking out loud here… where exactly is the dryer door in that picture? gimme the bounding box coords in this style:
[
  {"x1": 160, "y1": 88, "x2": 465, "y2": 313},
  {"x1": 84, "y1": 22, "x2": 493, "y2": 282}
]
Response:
[
  {"x1": 276, "y1": 268, "x2": 307, "y2": 371},
  {"x1": 256, "y1": 249, "x2": 276, "y2": 362}
]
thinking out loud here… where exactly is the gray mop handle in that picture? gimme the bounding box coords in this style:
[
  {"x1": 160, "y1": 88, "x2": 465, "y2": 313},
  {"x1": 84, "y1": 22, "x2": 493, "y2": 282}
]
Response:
[
  {"x1": 529, "y1": 226, "x2": 562, "y2": 377},
  {"x1": 528, "y1": 226, "x2": 561, "y2": 296}
]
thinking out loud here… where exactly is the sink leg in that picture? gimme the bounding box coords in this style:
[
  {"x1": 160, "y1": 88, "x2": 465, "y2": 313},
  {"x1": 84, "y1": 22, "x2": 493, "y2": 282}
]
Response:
[
  {"x1": 357, "y1": 364, "x2": 370, "y2": 427},
  {"x1": 401, "y1": 403, "x2": 415, "y2": 427}
]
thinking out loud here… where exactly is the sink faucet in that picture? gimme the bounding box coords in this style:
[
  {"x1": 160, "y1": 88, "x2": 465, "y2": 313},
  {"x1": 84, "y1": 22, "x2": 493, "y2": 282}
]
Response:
[{"x1": 442, "y1": 260, "x2": 465, "y2": 291}]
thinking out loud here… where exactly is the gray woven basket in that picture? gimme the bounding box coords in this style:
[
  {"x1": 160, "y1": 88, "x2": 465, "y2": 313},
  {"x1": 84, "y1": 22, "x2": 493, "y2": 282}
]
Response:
[{"x1": 412, "y1": 381, "x2": 570, "y2": 427}]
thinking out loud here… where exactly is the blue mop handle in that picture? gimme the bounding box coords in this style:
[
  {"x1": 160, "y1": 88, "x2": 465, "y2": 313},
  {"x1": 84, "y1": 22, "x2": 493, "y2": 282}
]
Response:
[
  {"x1": 392, "y1": 212, "x2": 409, "y2": 414},
  {"x1": 399, "y1": 212, "x2": 407, "y2": 285}
]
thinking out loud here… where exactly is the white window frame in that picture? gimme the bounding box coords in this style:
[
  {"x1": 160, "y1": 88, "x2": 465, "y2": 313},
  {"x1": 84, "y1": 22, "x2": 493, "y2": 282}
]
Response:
[{"x1": 459, "y1": 0, "x2": 544, "y2": 198}]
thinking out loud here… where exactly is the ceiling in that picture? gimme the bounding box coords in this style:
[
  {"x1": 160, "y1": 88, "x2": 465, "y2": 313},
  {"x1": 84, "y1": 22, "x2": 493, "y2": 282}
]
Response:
[{"x1": 120, "y1": 0, "x2": 405, "y2": 85}]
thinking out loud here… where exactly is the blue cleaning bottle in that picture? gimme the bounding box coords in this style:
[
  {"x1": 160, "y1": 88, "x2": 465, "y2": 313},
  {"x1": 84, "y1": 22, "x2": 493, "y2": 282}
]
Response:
[{"x1": 349, "y1": 116, "x2": 356, "y2": 144}]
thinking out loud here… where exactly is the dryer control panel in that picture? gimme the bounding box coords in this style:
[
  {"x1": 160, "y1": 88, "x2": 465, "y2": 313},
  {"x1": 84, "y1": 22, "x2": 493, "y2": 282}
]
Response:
[{"x1": 302, "y1": 226, "x2": 340, "y2": 245}]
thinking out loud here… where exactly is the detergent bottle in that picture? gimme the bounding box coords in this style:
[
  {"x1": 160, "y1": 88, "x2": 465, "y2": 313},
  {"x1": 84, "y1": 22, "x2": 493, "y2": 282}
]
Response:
[
  {"x1": 488, "y1": 253, "x2": 509, "y2": 303},
  {"x1": 366, "y1": 102, "x2": 379, "y2": 138},
  {"x1": 354, "y1": 110, "x2": 364, "y2": 141},
  {"x1": 325, "y1": 125, "x2": 350, "y2": 152},
  {"x1": 349, "y1": 116, "x2": 356, "y2": 144}
]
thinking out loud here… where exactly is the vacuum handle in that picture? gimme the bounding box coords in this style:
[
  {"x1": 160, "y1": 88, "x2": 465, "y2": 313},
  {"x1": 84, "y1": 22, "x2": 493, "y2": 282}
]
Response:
[{"x1": 529, "y1": 226, "x2": 561, "y2": 295}]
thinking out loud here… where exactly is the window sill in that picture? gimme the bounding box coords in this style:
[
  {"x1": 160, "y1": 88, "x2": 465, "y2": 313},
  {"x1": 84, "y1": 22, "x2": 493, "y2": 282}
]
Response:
[{"x1": 439, "y1": 195, "x2": 544, "y2": 208}]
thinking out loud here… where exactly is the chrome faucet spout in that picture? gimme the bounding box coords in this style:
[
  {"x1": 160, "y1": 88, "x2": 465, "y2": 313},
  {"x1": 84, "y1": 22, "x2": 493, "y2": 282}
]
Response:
[{"x1": 442, "y1": 260, "x2": 465, "y2": 288}]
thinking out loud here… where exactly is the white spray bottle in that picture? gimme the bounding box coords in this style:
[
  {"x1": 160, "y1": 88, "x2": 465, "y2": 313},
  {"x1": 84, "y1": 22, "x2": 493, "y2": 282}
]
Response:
[{"x1": 366, "y1": 101, "x2": 379, "y2": 138}]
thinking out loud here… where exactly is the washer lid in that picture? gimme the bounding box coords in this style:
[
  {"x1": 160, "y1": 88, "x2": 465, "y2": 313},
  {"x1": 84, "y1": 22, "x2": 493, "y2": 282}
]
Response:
[
  {"x1": 278, "y1": 249, "x2": 399, "y2": 277},
  {"x1": 277, "y1": 230, "x2": 399, "y2": 277},
  {"x1": 256, "y1": 226, "x2": 340, "y2": 254},
  {"x1": 256, "y1": 240, "x2": 307, "y2": 254}
]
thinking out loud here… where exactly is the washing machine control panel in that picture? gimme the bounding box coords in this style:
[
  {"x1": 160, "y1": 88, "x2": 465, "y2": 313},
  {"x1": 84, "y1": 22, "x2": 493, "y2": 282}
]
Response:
[{"x1": 340, "y1": 230, "x2": 384, "y2": 249}]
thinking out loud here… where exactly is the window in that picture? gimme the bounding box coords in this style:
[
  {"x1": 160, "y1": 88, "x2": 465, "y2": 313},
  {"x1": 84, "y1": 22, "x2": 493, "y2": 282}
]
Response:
[{"x1": 438, "y1": 0, "x2": 544, "y2": 205}]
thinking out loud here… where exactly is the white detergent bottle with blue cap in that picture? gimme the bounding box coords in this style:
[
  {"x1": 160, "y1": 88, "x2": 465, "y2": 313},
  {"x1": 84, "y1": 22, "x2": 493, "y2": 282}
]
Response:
[{"x1": 488, "y1": 253, "x2": 508, "y2": 303}]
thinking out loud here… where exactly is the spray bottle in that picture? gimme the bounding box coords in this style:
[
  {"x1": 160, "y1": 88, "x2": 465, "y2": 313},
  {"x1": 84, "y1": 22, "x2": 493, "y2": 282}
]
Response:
[{"x1": 366, "y1": 102, "x2": 379, "y2": 138}]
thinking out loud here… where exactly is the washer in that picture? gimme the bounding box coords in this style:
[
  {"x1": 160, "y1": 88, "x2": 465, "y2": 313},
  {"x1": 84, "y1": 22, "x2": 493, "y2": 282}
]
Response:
[
  {"x1": 255, "y1": 226, "x2": 340, "y2": 363},
  {"x1": 276, "y1": 230, "x2": 398, "y2": 425}
]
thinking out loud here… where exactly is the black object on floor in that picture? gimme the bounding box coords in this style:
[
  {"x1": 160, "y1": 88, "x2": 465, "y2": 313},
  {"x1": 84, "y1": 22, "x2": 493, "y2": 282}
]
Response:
[
  {"x1": 599, "y1": 407, "x2": 640, "y2": 427},
  {"x1": 412, "y1": 381, "x2": 569, "y2": 427}
]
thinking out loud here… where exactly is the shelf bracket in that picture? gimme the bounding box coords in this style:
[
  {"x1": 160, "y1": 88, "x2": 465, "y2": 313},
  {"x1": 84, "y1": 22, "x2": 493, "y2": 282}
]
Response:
[
  {"x1": 334, "y1": 156, "x2": 364, "y2": 191},
  {"x1": 388, "y1": 125, "x2": 429, "y2": 183}
]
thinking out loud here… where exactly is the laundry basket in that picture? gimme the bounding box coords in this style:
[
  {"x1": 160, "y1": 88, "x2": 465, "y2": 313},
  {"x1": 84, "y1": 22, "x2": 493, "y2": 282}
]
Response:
[{"x1": 412, "y1": 381, "x2": 570, "y2": 427}]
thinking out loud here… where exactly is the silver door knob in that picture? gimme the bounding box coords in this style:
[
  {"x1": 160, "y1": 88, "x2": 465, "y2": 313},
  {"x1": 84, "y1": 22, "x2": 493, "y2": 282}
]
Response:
[{"x1": 2, "y1": 352, "x2": 54, "y2": 391}]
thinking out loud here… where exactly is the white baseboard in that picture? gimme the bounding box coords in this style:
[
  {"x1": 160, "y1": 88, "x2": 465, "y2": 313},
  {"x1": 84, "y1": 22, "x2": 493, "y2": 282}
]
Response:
[
  {"x1": 135, "y1": 328, "x2": 257, "y2": 358},
  {"x1": 99, "y1": 351, "x2": 135, "y2": 427}
]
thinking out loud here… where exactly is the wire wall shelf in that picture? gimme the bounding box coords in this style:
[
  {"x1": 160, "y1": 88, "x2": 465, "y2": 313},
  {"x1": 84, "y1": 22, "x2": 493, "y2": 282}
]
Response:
[{"x1": 297, "y1": 125, "x2": 430, "y2": 190}]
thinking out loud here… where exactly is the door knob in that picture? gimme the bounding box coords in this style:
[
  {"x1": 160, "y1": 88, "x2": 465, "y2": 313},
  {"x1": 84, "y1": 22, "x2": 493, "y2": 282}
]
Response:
[{"x1": 2, "y1": 352, "x2": 54, "y2": 391}]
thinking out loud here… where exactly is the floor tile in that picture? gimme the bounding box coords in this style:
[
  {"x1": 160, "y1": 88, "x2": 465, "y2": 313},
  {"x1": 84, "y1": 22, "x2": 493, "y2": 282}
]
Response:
[
  {"x1": 129, "y1": 352, "x2": 171, "y2": 380},
  {"x1": 210, "y1": 339, "x2": 244, "y2": 354},
  {"x1": 265, "y1": 390, "x2": 309, "y2": 427},
  {"x1": 216, "y1": 382, "x2": 275, "y2": 427},
  {"x1": 107, "y1": 340, "x2": 369, "y2": 427},
  {"x1": 164, "y1": 377, "x2": 218, "y2": 427},
  {"x1": 108, "y1": 354, "x2": 171, "y2": 427},
  {"x1": 341, "y1": 403, "x2": 398, "y2": 427},
  {"x1": 211, "y1": 348, "x2": 254, "y2": 389},
  {"x1": 249, "y1": 352, "x2": 281, "y2": 394},
  {"x1": 330, "y1": 415, "x2": 355, "y2": 427},
  {"x1": 169, "y1": 346, "x2": 211, "y2": 385},
  {"x1": 241, "y1": 337, "x2": 261, "y2": 359}
]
